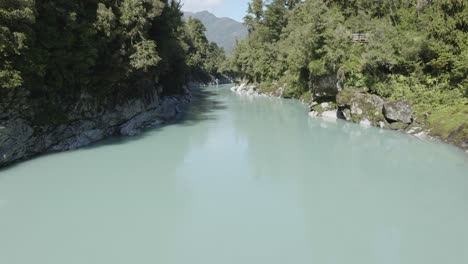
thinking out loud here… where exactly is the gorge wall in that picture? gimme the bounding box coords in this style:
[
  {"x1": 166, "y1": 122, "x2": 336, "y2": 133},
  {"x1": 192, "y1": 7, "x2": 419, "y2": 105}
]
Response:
[{"x1": 0, "y1": 85, "x2": 191, "y2": 168}]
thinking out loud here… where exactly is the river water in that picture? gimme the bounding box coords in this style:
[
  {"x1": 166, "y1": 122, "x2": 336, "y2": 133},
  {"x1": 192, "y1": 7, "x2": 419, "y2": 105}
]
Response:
[{"x1": 1, "y1": 84, "x2": 467, "y2": 264}]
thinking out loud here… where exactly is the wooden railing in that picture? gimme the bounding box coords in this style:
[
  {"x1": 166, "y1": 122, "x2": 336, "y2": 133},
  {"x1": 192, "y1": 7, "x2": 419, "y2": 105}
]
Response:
[{"x1": 352, "y1": 33, "x2": 369, "y2": 43}]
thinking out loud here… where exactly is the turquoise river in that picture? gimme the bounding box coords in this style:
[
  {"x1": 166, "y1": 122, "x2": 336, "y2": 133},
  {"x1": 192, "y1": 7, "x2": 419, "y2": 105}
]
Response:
[{"x1": 0, "y1": 84, "x2": 467, "y2": 264}]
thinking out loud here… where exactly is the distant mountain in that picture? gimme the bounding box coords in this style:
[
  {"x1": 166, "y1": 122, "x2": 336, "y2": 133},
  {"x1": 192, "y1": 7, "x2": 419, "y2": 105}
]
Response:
[{"x1": 183, "y1": 11, "x2": 248, "y2": 55}]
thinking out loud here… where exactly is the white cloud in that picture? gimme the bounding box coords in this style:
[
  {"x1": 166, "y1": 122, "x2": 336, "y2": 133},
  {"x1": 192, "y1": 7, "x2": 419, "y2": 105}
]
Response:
[{"x1": 180, "y1": 0, "x2": 223, "y2": 12}]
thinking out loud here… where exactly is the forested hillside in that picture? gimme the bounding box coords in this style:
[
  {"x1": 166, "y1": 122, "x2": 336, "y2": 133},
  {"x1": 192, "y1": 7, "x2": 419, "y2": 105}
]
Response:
[
  {"x1": 230, "y1": 0, "x2": 467, "y2": 145},
  {"x1": 0, "y1": 0, "x2": 227, "y2": 166},
  {"x1": 0, "y1": 0, "x2": 225, "y2": 97},
  {"x1": 184, "y1": 11, "x2": 248, "y2": 54}
]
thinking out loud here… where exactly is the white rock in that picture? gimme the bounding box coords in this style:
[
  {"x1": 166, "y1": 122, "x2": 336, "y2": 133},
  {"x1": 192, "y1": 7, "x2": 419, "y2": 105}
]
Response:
[
  {"x1": 321, "y1": 110, "x2": 338, "y2": 119},
  {"x1": 309, "y1": 111, "x2": 319, "y2": 117},
  {"x1": 414, "y1": 131, "x2": 430, "y2": 141},
  {"x1": 351, "y1": 103, "x2": 363, "y2": 115},
  {"x1": 407, "y1": 127, "x2": 422, "y2": 134},
  {"x1": 360, "y1": 119, "x2": 372, "y2": 127},
  {"x1": 321, "y1": 102, "x2": 330, "y2": 108}
]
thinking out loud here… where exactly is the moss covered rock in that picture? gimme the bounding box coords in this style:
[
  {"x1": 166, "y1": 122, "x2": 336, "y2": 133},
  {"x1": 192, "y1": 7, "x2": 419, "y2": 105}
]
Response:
[
  {"x1": 336, "y1": 89, "x2": 386, "y2": 126},
  {"x1": 390, "y1": 122, "x2": 409, "y2": 130},
  {"x1": 311, "y1": 102, "x2": 337, "y2": 113}
]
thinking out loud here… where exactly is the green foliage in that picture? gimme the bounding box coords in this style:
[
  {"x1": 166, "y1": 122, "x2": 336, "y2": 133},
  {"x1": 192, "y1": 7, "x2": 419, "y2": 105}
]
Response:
[
  {"x1": 0, "y1": 62, "x2": 23, "y2": 89},
  {"x1": 0, "y1": 0, "x2": 226, "y2": 96},
  {"x1": 299, "y1": 90, "x2": 312, "y2": 103},
  {"x1": 120, "y1": 0, "x2": 164, "y2": 40},
  {"x1": 427, "y1": 104, "x2": 468, "y2": 146},
  {"x1": 129, "y1": 40, "x2": 161, "y2": 71},
  {"x1": 311, "y1": 101, "x2": 337, "y2": 113},
  {"x1": 182, "y1": 17, "x2": 227, "y2": 82},
  {"x1": 390, "y1": 122, "x2": 409, "y2": 130},
  {"x1": 95, "y1": 3, "x2": 116, "y2": 38},
  {"x1": 0, "y1": 0, "x2": 35, "y2": 89},
  {"x1": 388, "y1": 74, "x2": 466, "y2": 120},
  {"x1": 230, "y1": 0, "x2": 468, "y2": 130}
]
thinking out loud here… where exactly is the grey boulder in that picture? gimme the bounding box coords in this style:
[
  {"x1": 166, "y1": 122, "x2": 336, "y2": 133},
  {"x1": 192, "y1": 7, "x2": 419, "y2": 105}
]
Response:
[{"x1": 384, "y1": 101, "x2": 413, "y2": 124}]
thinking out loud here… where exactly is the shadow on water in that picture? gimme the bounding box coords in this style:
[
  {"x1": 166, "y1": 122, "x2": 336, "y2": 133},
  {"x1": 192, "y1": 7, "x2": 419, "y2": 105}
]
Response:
[
  {"x1": 89, "y1": 85, "x2": 227, "y2": 147},
  {"x1": 177, "y1": 85, "x2": 228, "y2": 126},
  {"x1": 0, "y1": 85, "x2": 228, "y2": 173}
]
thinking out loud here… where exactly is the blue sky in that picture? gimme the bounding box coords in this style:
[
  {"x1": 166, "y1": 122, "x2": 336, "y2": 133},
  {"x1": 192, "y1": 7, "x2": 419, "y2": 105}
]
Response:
[{"x1": 180, "y1": 0, "x2": 250, "y2": 22}]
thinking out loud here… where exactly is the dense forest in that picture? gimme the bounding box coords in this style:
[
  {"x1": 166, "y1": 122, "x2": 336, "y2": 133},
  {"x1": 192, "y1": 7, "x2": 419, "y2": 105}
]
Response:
[
  {"x1": 0, "y1": 0, "x2": 225, "y2": 98},
  {"x1": 229, "y1": 0, "x2": 467, "y2": 143},
  {"x1": 1, "y1": 0, "x2": 467, "y2": 152},
  {"x1": 0, "y1": 0, "x2": 229, "y2": 166}
]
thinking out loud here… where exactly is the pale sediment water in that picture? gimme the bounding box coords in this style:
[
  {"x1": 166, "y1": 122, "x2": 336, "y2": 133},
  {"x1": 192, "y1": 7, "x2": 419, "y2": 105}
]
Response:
[{"x1": 0, "y1": 84, "x2": 467, "y2": 264}]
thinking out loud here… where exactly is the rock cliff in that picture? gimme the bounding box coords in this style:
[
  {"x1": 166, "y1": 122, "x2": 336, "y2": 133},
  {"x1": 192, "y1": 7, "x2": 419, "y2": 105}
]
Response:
[{"x1": 0, "y1": 86, "x2": 191, "y2": 167}]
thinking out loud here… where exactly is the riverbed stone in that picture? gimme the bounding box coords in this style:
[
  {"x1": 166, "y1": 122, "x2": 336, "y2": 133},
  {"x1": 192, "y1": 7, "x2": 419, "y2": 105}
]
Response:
[
  {"x1": 321, "y1": 110, "x2": 338, "y2": 119},
  {"x1": 390, "y1": 122, "x2": 409, "y2": 130},
  {"x1": 308, "y1": 111, "x2": 319, "y2": 117},
  {"x1": 341, "y1": 109, "x2": 351, "y2": 121},
  {"x1": 383, "y1": 100, "x2": 413, "y2": 124},
  {"x1": 360, "y1": 118, "x2": 372, "y2": 127},
  {"x1": 336, "y1": 89, "x2": 385, "y2": 126},
  {"x1": 311, "y1": 101, "x2": 336, "y2": 113}
]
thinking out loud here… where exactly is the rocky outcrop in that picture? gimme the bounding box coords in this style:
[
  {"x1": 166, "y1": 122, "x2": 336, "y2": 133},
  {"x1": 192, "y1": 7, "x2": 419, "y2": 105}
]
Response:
[
  {"x1": 231, "y1": 82, "x2": 466, "y2": 152},
  {"x1": 231, "y1": 83, "x2": 257, "y2": 95},
  {"x1": 336, "y1": 89, "x2": 386, "y2": 126},
  {"x1": 312, "y1": 74, "x2": 342, "y2": 101},
  {"x1": 309, "y1": 110, "x2": 339, "y2": 119},
  {"x1": 324, "y1": 89, "x2": 466, "y2": 151},
  {"x1": 389, "y1": 122, "x2": 409, "y2": 130},
  {"x1": 231, "y1": 83, "x2": 274, "y2": 97},
  {"x1": 0, "y1": 87, "x2": 191, "y2": 167},
  {"x1": 383, "y1": 100, "x2": 413, "y2": 124},
  {"x1": 333, "y1": 89, "x2": 466, "y2": 151},
  {"x1": 310, "y1": 88, "x2": 425, "y2": 136},
  {"x1": 309, "y1": 102, "x2": 339, "y2": 119}
]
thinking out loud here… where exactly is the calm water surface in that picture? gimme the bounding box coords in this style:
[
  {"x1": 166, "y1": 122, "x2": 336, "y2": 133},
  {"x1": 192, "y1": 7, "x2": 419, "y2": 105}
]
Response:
[{"x1": 1, "y1": 84, "x2": 467, "y2": 264}]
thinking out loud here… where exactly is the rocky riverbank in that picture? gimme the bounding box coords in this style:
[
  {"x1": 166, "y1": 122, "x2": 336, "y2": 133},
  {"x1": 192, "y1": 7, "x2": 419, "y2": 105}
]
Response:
[
  {"x1": 0, "y1": 86, "x2": 192, "y2": 168},
  {"x1": 231, "y1": 83, "x2": 467, "y2": 153}
]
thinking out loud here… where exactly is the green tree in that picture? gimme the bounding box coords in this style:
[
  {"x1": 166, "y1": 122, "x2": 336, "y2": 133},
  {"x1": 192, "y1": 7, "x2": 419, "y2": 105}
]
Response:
[
  {"x1": 0, "y1": 0, "x2": 225, "y2": 96},
  {"x1": 0, "y1": 0, "x2": 35, "y2": 89},
  {"x1": 231, "y1": 0, "x2": 467, "y2": 121}
]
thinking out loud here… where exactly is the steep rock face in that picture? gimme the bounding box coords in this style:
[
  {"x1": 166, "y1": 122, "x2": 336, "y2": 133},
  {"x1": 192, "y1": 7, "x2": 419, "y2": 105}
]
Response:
[
  {"x1": 313, "y1": 74, "x2": 341, "y2": 101},
  {"x1": 383, "y1": 100, "x2": 413, "y2": 124},
  {"x1": 0, "y1": 87, "x2": 191, "y2": 167},
  {"x1": 0, "y1": 118, "x2": 34, "y2": 161}
]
